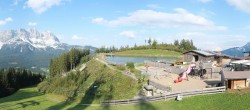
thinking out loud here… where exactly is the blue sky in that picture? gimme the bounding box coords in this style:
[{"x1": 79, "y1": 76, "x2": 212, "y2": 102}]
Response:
[{"x1": 0, "y1": 0, "x2": 250, "y2": 50}]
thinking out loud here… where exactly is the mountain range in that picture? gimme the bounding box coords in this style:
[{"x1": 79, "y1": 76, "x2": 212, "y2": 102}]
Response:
[
  {"x1": 222, "y1": 42, "x2": 250, "y2": 57},
  {"x1": 0, "y1": 29, "x2": 96, "y2": 72}
]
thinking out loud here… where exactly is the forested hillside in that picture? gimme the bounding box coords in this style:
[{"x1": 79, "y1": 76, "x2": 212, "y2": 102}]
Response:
[
  {"x1": 38, "y1": 48, "x2": 142, "y2": 103},
  {"x1": 96, "y1": 39, "x2": 197, "y2": 53},
  {"x1": 49, "y1": 48, "x2": 90, "y2": 77},
  {"x1": 0, "y1": 68, "x2": 44, "y2": 98}
]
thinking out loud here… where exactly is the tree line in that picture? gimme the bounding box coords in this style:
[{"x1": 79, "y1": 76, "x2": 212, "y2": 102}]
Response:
[
  {"x1": 95, "y1": 38, "x2": 197, "y2": 53},
  {"x1": 49, "y1": 48, "x2": 90, "y2": 77},
  {"x1": 39, "y1": 48, "x2": 92, "y2": 98},
  {"x1": 0, "y1": 68, "x2": 45, "y2": 98}
]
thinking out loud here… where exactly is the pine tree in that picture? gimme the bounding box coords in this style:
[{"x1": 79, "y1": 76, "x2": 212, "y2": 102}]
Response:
[
  {"x1": 152, "y1": 39, "x2": 157, "y2": 49},
  {"x1": 174, "y1": 40, "x2": 179, "y2": 46},
  {"x1": 148, "y1": 38, "x2": 152, "y2": 45},
  {"x1": 134, "y1": 43, "x2": 137, "y2": 49}
]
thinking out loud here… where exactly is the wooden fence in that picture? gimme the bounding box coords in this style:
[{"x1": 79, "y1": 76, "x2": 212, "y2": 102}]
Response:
[{"x1": 101, "y1": 86, "x2": 226, "y2": 106}]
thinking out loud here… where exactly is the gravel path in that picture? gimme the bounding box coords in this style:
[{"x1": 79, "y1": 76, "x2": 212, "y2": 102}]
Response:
[
  {"x1": 95, "y1": 58, "x2": 138, "y2": 81},
  {"x1": 139, "y1": 66, "x2": 220, "y2": 92}
]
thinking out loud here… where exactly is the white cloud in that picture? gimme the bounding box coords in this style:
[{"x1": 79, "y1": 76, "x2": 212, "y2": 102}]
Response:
[
  {"x1": 184, "y1": 32, "x2": 204, "y2": 36},
  {"x1": 197, "y1": 0, "x2": 212, "y2": 3},
  {"x1": 72, "y1": 35, "x2": 84, "y2": 40},
  {"x1": 92, "y1": 8, "x2": 226, "y2": 30},
  {"x1": 246, "y1": 25, "x2": 250, "y2": 29},
  {"x1": 0, "y1": 17, "x2": 13, "y2": 26},
  {"x1": 227, "y1": 0, "x2": 250, "y2": 13},
  {"x1": 92, "y1": 18, "x2": 107, "y2": 24},
  {"x1": 5, "y1": 17, "x2": 13, "y2": 22},
  {"x1": 26, "y1": 0, "x2": 67, "y2": 14},
  {"x1": 28, "y1": 22, "x2": 37, "y2": 26},
  {"x1": 199, "y1": 9, "x2": 216, "y2": 18},
  {"x1": 120, "y1": 31, "x2": 136, "y2": 38},
  {"x1": 146, "y1": 4, "x2": 162, "y2": 9}
]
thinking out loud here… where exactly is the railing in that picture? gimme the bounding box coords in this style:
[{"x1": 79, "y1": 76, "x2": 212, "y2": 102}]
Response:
[{"x1": 101, "y1": 86, "x2": 226, "y2": 106}]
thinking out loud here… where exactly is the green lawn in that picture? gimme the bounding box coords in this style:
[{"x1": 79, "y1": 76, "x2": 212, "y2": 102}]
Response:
[
  {"x1": 2, "y1": 86, "x2": 250, "y2": 110},
  {"x1": 112, "y1": 49, "x2": 182, "y2": 58},
  {"x1": 0, "y1": 86, "x2": 65, "y2": 110}
]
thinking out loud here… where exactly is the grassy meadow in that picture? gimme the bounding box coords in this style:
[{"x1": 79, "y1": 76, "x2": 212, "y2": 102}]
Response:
[
  {"x1": 38, "y1": 59, "x2": 141, "y2": 104},
  {"x1": 2, "y1": 86, "x2": 250, "y2": 110},
  {"x1": 111, "y1": 49, "x2": 182, "y2": 58}
]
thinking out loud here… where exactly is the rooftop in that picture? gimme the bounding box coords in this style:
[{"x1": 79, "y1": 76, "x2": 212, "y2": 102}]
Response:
[
  {"x1": 183, "y1": 50, "x2": 215, "y2": 56},
  {"x1": 223, "y1": 71, "x2": 250, "y2": 79},
  {"x1": 183, "y1": 50, "x2": 231, "y2": 58}
]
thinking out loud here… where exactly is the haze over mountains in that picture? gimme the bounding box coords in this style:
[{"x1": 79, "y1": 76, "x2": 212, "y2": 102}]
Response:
[
  {"x1": 0, "y1": 29, "x2": 96, "y2": 72},
  {"x1": 222, "y1": 42, "x2": 250, "y2": 57}
]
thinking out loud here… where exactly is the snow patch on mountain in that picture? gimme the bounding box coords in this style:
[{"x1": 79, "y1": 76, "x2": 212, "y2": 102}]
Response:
[
  {"x1": 0, "y1": 41, "x2": 3, "y2": 49},
  {"x1": 0, "y1": 29, "x2": 61, "y2": 50},
  {"x1": 222, "y1": 42, "x2": 250, "y2": 57}
]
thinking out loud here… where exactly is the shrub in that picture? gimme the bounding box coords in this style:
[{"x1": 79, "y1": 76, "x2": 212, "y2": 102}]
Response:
[
  {"x1": 116, "y1": 64, "x2": 126, "y2": 71},
  {"x1": 126, "y1": 62, "x2": 135, "y2": 69}
]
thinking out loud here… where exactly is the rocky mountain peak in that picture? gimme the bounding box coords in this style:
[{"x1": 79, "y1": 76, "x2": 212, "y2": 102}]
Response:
[
  {"x1": 0, "y1": 29, "x2": 96, "y2": 72},
  {"x1": 243, "y1": 42, "x2": 250, "y2": 48},
  {"x1": 222, "y1": 42, "x2": 250, "y2": 57},
  {"x1": 0, "y1": 29, "x2": 60, "y2": 49}
]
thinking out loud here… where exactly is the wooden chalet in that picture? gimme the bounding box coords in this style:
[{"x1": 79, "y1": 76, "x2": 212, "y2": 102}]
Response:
[
  {"x1": 221, "y1": 71, "x2": 250, "y2": 89},
  {"x1": 183, "y1": 50, "x2": 231, "y2": 66}
]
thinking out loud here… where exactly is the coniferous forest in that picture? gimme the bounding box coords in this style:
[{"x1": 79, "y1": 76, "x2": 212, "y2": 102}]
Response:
[
  {"x1": 95, "y1": 39, "x2": 197, "y2": 53},
  {"x1": 49, "y1": 48, "x2": 90, "y2": 77},
  {"x1": 38, "y1": 48, "x2": 92, "y2": 98},
  {"x1": 0, "y1": 68, "x2": 45, "y2": 98}
]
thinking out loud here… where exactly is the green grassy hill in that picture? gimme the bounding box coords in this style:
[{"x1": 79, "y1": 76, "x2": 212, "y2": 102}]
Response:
[
  {"x1": 2, "y1": 86, "x2": 250, "y2": 110},
  {"x1": 38, "y1": 59, "x2": 142, "y2": 104},
  {"x1": 0, "y1": 86, "x2": 64, "y2": 110},
  {"x1": 111, "y1": 49, "x2": 182, "y2": 58},
  {"x1": 78, "y1": 59, "x2": 141, "y2": 102}
]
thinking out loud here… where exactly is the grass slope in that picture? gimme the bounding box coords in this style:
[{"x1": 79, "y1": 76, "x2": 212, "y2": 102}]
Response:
[
  {"x1": 2, "y1": 87, "x2": 250, "y2": 110},
  {"x1": 0, "y1": 86, "x2": 66, "y2": 110},
  {"x1": 77, "y1": 59, "x2": 141, "y2": 103},
  {"x1": 38, "y1": 59, "x2": 141, "y2": 105},
  {"x1": 112, "y1": 49, "x2": 182, "y2": 58}
]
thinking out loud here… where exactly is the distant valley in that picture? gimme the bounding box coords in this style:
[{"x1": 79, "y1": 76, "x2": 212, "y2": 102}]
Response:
[{"x1": 0, "y1": 29, "x2": 96, "y2": 72}]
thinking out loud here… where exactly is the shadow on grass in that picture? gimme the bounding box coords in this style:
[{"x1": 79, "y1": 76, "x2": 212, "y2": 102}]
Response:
[
  {"x1": 16, "y1": 100, "x2": 40, "y2": 108},
  {"x1": 46, "y1": 101, "x2": 71, "y2": 110},
  {"x1": 68, "y1": 80, "x2": 104, "y2": 110},
  {"x1": 46, "y1": 87, "x2": 79, "y2": 110},
  {"x1": 96, "y1": 98, "x2": 157, "y2": 110},
  {"x1": 0, "y1": 89, "x2": 43, "y2": 104},
  {"x1": 137, "y1": 102, "x2": 157, "y2": 110},
  {"x1": 68, "y1": 80, "x2": 115, "y2": 110},
  {"x1": 46, "y1": 79, "x2": 106, "y2": 110},
  {"x1": 99, "y1": 85, "x2": 114, "y2": 110},
  {"x1": 0, "y1": 99, "x2": 45, "y2": 110}
]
